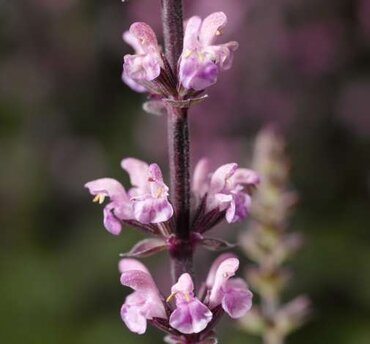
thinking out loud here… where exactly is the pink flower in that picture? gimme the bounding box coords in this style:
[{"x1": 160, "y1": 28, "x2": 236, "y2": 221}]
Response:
[
  {"x1": 121, "y1": 158, "x2": 173, "y2": 224},
  {"x1": 192, "y1": 159, "x2": 259, "y2": 223},
  {"x1": 207, "y1": 254, "x2": 253, "y2": 318},
  {"x1": 120, "y1": 259, "x2": 167, "y2": 334},
  {"x1": 179, "y1": 12, "x2": 239, "y2": 91},
  {"x1": 85, "y1": 158, "x2": 173, "y2": 234},
  {"x1": 84, "y1": 178, "x2": 132, "y2": 235},
  {"x1": 122, "y1": 22, "x2": 163, "y2": 92},
  {"x1": 168, "y1": 273, "x2": 212, "y2": 334}
]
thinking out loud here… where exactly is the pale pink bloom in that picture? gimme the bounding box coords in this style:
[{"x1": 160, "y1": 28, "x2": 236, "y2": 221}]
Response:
[
  {"x1": 121, "y1": 158, "x2": 173, "y2": 224},
  {"x1": 85, "y1": 158, "x2": 173, "y2": 234},
  {"x1": 192, "y1": 159, "x2": 259, "y2": 223},
  {"x1": 84, "y1": 178, "x2": 132, "y2": 235},
  {"x1": 207, "y1": 255, "x2": 253, "y2": 318},
  {"x1": 122, "y1": 22, "x2": 163, "y2": 92},
  {"x1": 169, "y1": 273, "x2": 213, "y2": 334},
  {"x1": 179, "y1": 12, "x2": 238, "y2": 90},
  {"x1": 120, "y1": 259, "x2": 167, "y2": 334}
]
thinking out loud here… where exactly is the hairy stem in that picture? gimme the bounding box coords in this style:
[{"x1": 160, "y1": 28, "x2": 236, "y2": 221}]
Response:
[
  {"x1": 161, "y1": 0, "x2": 192, "y2": 281},
  {"x1": 161, "y1": 0, "x2": 184, "y2": 74},
  {"x1": 167, "y1": 107, "x2": 190, "y2": 239}
]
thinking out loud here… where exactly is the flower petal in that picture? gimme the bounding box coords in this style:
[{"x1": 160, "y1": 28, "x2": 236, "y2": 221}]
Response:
[
  {"x1": 199, "y1": 12, "x2": 227, "y2": 46},
  {"x1": 206, "y1": 253, "x2": 237, "y2": 287},
  {"x1": 171, "y1": 273, "x2": 194, "y2": 295},
  {"x1": 103, "y1": 203, "x2": 123, "y2": 235},
  {"x1": 123, "y1": 30, "x2": 143, "y2": 54},
  {"x1": 122, "y1": 72, "x2": 147, "y2": 92},
  {"x1": 85, "y1": 178, "x2": 127, "y2": 202},
  {"x1": 222, "y1": 278, "x2": 253, "y2": 318},
  {"x1": 121, "y1": 290, "x2": 167, "y2": 334},
  {"x1": 121, "y1": 158, "x2": 149, "y2": 190},
  {"x1": 209, "y1": 163, "x2": 238, "y2": 193},
  {"x1": 192, "y1": 158, "x2": 211, "y2": 200},
  {"x1": 129, "y1": 22, "x2": 159, "y2": 53},
  {"x1": 120, "y1": 269, "x2": 157, "y2": 293},
  {"x1": 231, "y1": 168, "x2": 260, "y2": 187},
  {"x1": 169, "y1": 298, "x2": 212, "y2": 334},
  {"x1": 133, "y1": 197, "x2": 173, "y2": 224},
  {"x1": 183, "y1": 16, "x2": 202, "y2": 51},
  {"x1": 179, "y1": 57, "x2": 219, "y2": 90},
  {"x1": 203, "y1": 42, "x2": 238, "y2": 70},
  {"x1": 225, "y1": 192, "x2": 251, "y2": 223},
  {"x1": 209, "y1": 257, "x2": 239, "y2": 308},
  {"x1": 121, "y1": 298, "x2": 148, "y2": 334},
  {"x1": 119, "y1": 258, "x2": 150, "y2": 275}
]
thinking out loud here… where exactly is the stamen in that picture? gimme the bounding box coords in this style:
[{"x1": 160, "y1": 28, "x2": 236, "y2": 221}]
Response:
[
  {"x1": 166, "y1": 292, "x2": 177, "y2": 302},
  {"x1": 184, "y1": 292, "x2": 191, "y2": 302},
  {"x1": 93, "y1": 193, "x2": 105, "y2": 204},
  {"x1": 154, "y1": 187, "x2": 163, "y2": 198},
  {"x1": 183, "y1": 49, "x2": 192, "y2": 58},
  {"x1": 216, "y1": 29, "x2": 223, "y2": 36}
]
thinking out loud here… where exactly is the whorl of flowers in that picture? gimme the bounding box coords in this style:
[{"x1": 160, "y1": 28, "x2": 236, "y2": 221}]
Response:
[{"x1": 121, "y1": 12, "x2": 238, "y2": 114}]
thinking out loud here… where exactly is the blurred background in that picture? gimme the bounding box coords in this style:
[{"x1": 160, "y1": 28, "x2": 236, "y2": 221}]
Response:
[{"x1": 0, "y1": 0, "x2": 369, "y2": 343}]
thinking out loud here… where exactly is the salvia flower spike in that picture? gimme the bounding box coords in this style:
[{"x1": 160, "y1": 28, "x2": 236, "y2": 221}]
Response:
[{"x1": 85, "y1": 1, "x2": 262, "y2": 343}]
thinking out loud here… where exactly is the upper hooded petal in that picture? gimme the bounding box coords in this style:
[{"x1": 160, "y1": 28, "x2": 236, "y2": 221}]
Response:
[
  {"x1": 208, "y1": 257, "x2": 239, "y2": 308},
  {"x1": 171, "y1": 273, "x2": 194, "y2": 295},
  {"x1": 119, "y1": 258, "x2": 150, "y2": 275},
  {"x1": 121, "y1": 158, "x2": 149, "y2": 190},
  {"x1": 199, "y1": 12, "x2": 227, "y2": 46},
  {"x1": 85, "y1": 178, "x2": 127, "y2": 202},
  {"x1": 209, "y1": 163, "x2": 238, "y2": 193},
  {"x1": 123, "y1": 30, "x2": 144, "y2": 54},
  {"x1": 183, "y1": 16, "x2": 202, "y2": 51},
  {"x1": 120, "y1": 269, "x2": 158, "y2": 293},
  {"x1": 206, "y1": 253, "x2": 237, "y2": 287},
  {"x1": 231, "y1": 168, "x2": 260, "y2": 187},
  {"x1": 129, "y1": 22, "x2": 159, "y2": 54}
]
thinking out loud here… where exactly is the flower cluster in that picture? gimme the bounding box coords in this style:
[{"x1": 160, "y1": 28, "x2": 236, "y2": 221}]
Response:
[
  {"x1": 85, "y1": 6, "x2": 260, "y2": 343},
  {"x1": 85, "y1": 158, "x2": 258, "y2": 240},
  {"x1": 239, "y1": 127, "x2": 310, "y2": 342},
  {"x1": 85, "y1": 158, "x2": 173, "y2": 235},
  {"x1": 120, "y1": 254, "x2": 252, "y2": 342},
  {"x1": 122, "y1": 12, "x2": 238, "y2": 103}
]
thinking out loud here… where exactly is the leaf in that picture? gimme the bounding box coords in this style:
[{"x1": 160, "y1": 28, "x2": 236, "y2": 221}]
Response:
[
  {"x1": 164, "y1": 94, "x2": 208, "y2": 108},
  {"x1": 143, "y1": 100, "x2": 167, "y2": 116},
  {"x1": 120, "y1": 238, "x2": 166, "y2": 258},
  {"x1": 200, "y1": 237, "x2": 236, "y2": 251}
]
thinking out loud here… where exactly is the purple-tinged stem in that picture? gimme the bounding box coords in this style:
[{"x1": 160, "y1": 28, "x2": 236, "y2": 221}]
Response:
[
  {"x1": 161, "y1": 0, "x2": 192, "y2": 280},
  {"x1": 161, "y1": 0, "x2": 184, "y2": 74}
]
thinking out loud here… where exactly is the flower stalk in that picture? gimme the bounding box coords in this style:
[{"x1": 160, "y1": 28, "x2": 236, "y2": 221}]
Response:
[
  {"x1": 239, "y1": 127, "x2": 310, "y2": 344},
  {"x1": 161, "y1": 0, "x2": 192, "y2": 280}
]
